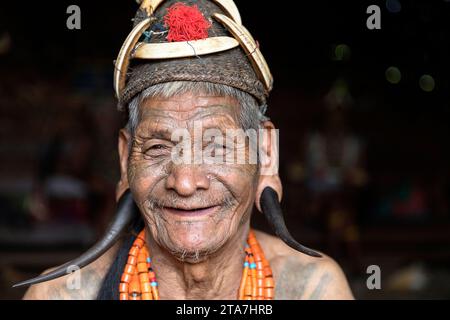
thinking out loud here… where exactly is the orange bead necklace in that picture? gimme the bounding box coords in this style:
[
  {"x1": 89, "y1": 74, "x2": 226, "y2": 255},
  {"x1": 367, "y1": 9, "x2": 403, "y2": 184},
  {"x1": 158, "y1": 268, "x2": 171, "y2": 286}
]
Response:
[{"x1": 119, "y1": 229, "x2": 275, "y2": 300}]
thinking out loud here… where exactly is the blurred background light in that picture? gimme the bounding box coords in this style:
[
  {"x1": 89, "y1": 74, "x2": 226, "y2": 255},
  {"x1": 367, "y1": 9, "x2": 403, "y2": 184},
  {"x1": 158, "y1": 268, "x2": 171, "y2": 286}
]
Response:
[
  {"x1": 0, "y1": 32, "x2": 12, "y2": 55},
  {"x1": 419, "y1": 74, "x2": 435, "y2": 92},
  {"x1": 386, "y1": 0, "x2": 402, "y2": 13},
  {"x1": 333, "y1": 43, "x2": 351, "y2": 61},
  {"x1": 385, "y1": 66, "x2": 402, "y2": 84}
]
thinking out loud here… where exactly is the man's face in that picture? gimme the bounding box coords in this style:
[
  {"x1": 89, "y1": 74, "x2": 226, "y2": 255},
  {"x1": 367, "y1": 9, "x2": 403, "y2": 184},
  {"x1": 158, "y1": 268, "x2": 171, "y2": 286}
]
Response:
[{"x1": 124, "y1": 92, "x2": 259, "y2": 262}]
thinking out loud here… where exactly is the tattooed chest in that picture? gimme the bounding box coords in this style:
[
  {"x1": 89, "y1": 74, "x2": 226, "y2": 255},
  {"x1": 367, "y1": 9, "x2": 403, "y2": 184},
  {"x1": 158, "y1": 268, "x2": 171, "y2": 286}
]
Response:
[{"x1": 273, "y1": 259, "x2": 332, "y2": 300}]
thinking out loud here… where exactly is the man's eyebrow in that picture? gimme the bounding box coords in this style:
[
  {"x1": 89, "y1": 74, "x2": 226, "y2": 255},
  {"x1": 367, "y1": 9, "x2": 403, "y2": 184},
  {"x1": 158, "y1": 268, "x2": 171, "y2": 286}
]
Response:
[
  {"x1": 191, "y1": 106, "x2": 241, "y2": 128},
  {"x1": 137, "y1": 104, "x2": 240, "y2": 135},
  {"x1": 137, "y1": 127, "x2": 173, "y2": 140}
]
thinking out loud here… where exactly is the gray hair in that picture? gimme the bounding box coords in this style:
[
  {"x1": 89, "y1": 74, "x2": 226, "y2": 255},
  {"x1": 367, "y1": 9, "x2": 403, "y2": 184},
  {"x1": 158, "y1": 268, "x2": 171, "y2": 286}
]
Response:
[{"x1": 125, "y1": 81, "x2": 269, "y2": 136}]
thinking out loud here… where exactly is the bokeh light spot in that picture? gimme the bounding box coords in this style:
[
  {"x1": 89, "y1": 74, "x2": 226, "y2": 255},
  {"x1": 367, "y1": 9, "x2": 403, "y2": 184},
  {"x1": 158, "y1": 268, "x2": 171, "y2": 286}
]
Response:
[
  {"x1": 334, "y1": 44, "x2": 351, "y2": 61},
  {"x1": 419, "y1": 74, "x2": 435, "y2": 92},
  {"x1": 385, "y1": 66, "x2": 402, "y2": 84}
]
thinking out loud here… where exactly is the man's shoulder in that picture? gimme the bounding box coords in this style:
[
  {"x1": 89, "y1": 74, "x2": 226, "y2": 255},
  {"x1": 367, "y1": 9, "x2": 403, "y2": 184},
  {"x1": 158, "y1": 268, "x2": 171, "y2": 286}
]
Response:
[
  {"x1": 23, "y1": 266, "x2": 102, "y2": 300},
  {"x1": 253, "y1": 229, "x2": 354, "y2": 300},
  {"x1": 23, "y1": 242, "x2": 120, "y2": 300}
]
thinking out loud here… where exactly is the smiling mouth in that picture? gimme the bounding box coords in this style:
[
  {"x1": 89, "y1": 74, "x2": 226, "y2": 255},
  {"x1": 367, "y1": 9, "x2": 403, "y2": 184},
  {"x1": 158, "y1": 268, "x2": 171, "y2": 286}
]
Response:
[{"x1": 163, "y1": 205, "x2": 220, "y2": 217}]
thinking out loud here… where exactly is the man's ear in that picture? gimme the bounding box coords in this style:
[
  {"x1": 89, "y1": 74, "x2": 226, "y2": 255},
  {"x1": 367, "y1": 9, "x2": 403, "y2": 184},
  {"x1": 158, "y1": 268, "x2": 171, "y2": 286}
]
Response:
[
  {"x1": 116, "y1": 128, "x2": 131, "y2": 202},
  {"x1": 255, "y1": 121, "x2": 282, "y2": 212}
]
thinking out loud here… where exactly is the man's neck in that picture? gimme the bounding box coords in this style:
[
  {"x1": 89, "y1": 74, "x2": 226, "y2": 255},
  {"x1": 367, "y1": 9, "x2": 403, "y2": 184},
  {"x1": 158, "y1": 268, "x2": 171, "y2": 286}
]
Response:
[{"x1": 145, "y1": 224, "x2": 250, "y2": 300}]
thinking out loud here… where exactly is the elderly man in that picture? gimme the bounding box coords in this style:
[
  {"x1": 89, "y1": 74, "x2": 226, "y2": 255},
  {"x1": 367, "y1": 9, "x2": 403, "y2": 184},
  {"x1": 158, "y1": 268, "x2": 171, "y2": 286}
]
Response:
[{"x1": 17, "y1": 0, "x2": 353, "y2": 300}]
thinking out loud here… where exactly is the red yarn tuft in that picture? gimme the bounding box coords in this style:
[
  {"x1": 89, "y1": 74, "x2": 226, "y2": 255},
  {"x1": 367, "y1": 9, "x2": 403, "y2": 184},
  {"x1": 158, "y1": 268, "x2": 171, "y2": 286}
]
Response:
[{"x1": 164, "y1": 3, "x2": 211, "y2": 42}]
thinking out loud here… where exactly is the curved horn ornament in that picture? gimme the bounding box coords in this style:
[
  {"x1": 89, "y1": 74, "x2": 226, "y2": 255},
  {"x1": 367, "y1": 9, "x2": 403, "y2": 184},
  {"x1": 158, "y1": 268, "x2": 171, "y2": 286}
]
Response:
[
  {"x1": 260, "y1": 187, "x2": 322, "y2": 258},
  {"x1": 133, "y1": 36, "x2": 239, "y2": 59},
  {"x1": 12, "y1": 190, "x2": 138, "y2": 288},
  {"x1": 213, "y1": 13, "x2": 273, "y2": 91},
  {"x1": 114, "y1": 17, "x2": 154, "y2": 99}
]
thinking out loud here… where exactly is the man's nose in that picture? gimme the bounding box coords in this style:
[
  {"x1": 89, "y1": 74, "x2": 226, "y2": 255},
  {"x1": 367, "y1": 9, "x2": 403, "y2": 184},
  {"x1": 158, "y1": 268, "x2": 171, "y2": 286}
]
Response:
[{"x1": 165, "y1": 165, "x2": 210, "y2": 196}]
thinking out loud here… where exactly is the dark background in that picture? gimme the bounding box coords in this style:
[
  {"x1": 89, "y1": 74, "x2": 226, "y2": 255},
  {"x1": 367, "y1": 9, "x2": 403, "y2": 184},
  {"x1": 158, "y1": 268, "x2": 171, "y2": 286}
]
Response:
[{"x1": 0, "y1": 0, "x2": 449, "y2": 299}]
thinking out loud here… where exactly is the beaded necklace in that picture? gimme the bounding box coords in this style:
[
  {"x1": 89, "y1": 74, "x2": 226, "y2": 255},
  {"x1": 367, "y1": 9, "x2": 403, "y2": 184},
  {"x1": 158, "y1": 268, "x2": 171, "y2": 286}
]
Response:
[{"x1": 119, "y1": 229, "x2": 275, "y2": 300}]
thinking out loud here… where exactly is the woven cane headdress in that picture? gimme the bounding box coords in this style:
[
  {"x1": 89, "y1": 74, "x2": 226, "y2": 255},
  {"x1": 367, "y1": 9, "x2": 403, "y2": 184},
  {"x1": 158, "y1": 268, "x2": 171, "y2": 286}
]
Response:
[{"x1": 114, "y1": 0, "x2": 273, "y2": 110}]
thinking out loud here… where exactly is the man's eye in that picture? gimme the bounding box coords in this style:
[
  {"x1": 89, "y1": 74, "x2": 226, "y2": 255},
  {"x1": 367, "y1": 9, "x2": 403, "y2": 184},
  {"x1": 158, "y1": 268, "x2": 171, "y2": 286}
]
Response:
[
  {"x1": 144, "y1": 144, "x2": 170, "y2": 157},
  {"x1": 150, "y1": 144, "x2": 165, "y2": 150}
]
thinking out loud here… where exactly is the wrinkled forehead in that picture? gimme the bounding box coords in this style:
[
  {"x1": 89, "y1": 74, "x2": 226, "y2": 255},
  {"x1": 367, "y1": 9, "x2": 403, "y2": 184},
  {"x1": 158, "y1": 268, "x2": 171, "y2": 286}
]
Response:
[{"x1": 136, "y1": 92, "x2": 241, "y2": 131}]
